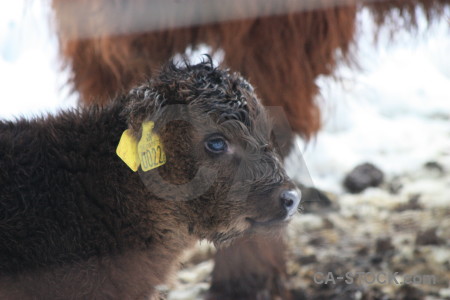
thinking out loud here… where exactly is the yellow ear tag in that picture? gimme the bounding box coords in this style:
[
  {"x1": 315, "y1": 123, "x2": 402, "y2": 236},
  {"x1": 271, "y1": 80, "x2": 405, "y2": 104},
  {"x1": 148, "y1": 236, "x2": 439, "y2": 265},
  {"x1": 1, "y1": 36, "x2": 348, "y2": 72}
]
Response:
[
  {"x1": 116, "y1": 121, "x2": 167, "y2": 172},
  {"x1": 116, "y1": 129, "x2": 141, "y2": 172},
  {"x1": 137, "y1": 121, "x2": 167, "y2": 171}
]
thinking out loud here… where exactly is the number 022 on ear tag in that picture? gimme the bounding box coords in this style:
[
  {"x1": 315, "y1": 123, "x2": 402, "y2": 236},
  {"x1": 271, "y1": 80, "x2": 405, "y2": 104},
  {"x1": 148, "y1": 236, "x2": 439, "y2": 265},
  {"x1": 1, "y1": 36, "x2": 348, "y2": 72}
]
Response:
[
  {"x1": 116, "y1": 121, "x2": 166, "y2": 172},
  {"x1": 138, "y1": 121, "x2": 167, "y2": 171}
]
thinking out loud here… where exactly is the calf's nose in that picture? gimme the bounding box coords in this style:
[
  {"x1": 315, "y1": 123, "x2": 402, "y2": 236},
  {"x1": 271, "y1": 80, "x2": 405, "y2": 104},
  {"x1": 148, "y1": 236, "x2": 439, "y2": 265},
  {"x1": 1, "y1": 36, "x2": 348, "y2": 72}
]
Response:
[{"x1": 280, "y1": 190, "x2": 301, "y2": 217}]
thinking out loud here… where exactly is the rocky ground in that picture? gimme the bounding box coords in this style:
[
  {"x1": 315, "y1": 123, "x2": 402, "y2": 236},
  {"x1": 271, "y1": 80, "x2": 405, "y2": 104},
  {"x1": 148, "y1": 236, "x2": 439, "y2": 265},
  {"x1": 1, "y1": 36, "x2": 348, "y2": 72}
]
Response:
[{"x1": 162, "y1": 158, "x2": 450, "y2": 300}]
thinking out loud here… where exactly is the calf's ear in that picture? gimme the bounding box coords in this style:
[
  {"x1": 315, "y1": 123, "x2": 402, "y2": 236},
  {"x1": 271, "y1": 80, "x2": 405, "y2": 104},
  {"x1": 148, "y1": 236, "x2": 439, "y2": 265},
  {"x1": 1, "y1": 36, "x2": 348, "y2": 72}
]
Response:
[
  {"x1": 120, "y1": 83, "x2": 165, "y2": 135},
  {"x1": 116, "y1": 120, "x2": 167, "y2": 172}
]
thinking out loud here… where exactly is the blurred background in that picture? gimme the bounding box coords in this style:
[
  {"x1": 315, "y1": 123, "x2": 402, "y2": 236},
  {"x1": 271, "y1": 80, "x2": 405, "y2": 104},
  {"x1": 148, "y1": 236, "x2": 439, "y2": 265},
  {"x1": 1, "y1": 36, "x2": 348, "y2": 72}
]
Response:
[{"x1": 0, "y1": 0, "x2": 449, "y2": 299}]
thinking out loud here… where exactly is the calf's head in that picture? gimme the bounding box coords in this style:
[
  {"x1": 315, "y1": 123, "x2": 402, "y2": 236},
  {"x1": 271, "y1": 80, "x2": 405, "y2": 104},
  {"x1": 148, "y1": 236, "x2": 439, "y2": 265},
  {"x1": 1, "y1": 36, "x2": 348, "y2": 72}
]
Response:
[{"x1": 121, "y1": 60, "x2": 300, "y2": 245}]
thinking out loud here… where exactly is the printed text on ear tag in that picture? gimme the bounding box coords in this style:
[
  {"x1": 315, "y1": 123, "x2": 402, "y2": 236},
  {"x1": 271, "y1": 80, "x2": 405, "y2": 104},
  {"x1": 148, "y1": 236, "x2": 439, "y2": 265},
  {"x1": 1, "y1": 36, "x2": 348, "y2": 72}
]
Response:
[
  {"x1": 138, "y1": 121, "x2": 167, "y2": 171},
  {"x1": 116, "y1": 129, "x2": 141, "y2": 172}
]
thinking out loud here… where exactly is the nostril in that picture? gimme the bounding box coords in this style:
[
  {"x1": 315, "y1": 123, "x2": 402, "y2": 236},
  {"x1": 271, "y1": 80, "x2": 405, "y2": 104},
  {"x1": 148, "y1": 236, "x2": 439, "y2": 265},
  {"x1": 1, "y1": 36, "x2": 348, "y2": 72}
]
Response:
[
  {"x1": 280, "y1": 190, "x2": 301, "y2": 213},
  {"x1": 284, "y1": 198, "x2": 294, "y2": 208}
]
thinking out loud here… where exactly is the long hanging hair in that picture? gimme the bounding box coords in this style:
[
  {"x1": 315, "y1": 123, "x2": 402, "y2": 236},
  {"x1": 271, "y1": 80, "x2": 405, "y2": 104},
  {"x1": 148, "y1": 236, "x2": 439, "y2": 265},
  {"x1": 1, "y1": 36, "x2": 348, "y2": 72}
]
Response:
[{"x1": 51, "y1": 0, "x2": 448, "y2": 139}]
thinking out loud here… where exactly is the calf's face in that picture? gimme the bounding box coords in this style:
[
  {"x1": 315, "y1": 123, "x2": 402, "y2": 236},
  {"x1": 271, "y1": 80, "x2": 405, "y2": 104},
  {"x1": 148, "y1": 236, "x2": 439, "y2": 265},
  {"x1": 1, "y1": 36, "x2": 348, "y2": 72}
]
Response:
[{"x1": 124, "y1": 61, "x2": 300, "y2": 245}]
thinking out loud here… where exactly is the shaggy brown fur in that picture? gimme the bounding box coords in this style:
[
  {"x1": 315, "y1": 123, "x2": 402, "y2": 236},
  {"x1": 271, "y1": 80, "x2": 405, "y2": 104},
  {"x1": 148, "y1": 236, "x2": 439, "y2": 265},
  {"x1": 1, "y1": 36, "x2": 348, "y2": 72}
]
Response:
[
  {"x1": 51, "y1": 0, "x2": 447, "y2": 139},
  {"x1": 52, "y1": 0, "x2": 361, "y2": 140},
  {"x1": 50, "y1": 1, "x2": 448, "y2": 299},
  {"x1": 367, "y1": 0, "x2": 446, "y2": 30},
  {"x1": 0, "y1": 61, "x2": 299, "y2": 299}
]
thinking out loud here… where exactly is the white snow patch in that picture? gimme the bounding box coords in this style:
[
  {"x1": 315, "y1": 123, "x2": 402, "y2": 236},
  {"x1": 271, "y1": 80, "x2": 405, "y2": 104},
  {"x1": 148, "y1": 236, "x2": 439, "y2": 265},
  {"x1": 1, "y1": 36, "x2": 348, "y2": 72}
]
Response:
[
  {"x1": 288, "y1": 8, "x2": 450, "y2": 194},
  {"x1": 0, "y1": 0, "x2": 76, "y2": 120}
]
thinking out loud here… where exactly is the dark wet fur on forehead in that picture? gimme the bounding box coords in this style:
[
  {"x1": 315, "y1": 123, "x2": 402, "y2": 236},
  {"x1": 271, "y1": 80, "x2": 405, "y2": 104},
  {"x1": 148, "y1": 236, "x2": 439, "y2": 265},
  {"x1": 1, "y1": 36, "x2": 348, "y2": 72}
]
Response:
[
  {"x1": 124, "y1": 58, "x2": 264, "y2": 131},
  {"x1": 123, "y1": 59, "x2": 283, "y2": 197}
]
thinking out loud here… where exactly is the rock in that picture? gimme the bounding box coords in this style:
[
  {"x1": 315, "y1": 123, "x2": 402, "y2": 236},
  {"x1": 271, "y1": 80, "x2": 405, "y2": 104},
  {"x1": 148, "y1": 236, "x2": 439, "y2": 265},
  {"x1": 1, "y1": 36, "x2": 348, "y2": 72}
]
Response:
[
  {"x1": 289, "y1": 288, "x2": 308, "y2": 300},
  {"x1": 388, "y1": 177, "x2": 404, "y2": 194},
  {"x1": 375, "y1": 237, "x2": 395, "y2": 254},
  {"x1": 297, "y1": 254, "x2": 317, "y2": 265},
  {"x1": 424, "y1": 161, "x2": 445, "y2": 175},
  {"x1": 309, "y1": 236, "x2": 325, "y2": 246},
  {"x1": 343, "y1": 163, "x2": 384, "y2": 194},
  {"x1": 322, "y1": 217, "x2": 335, "y2": 229},
  {"x1": 396, "y1": 285, "x2": 426, "y2": 300},
  {"x1": 415, "y1": 227, "x2": 444, "y2": 246},
  {"x1": 370, "y1": 255, "x2": 383, "y2": 265},
  {"x1": 356, "y1": 246, "x2": 369, "y2": 256},
  {"x1": 394, "y1": 194, "x2": 423, "y2": 212}
]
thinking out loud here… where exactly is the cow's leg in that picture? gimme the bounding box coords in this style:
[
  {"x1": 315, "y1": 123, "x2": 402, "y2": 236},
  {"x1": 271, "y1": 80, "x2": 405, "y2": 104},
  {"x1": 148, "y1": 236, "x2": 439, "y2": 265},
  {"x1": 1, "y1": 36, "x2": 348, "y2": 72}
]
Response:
[{"x1": 207, "y1": 231, "x2": 290, "y2": 300}]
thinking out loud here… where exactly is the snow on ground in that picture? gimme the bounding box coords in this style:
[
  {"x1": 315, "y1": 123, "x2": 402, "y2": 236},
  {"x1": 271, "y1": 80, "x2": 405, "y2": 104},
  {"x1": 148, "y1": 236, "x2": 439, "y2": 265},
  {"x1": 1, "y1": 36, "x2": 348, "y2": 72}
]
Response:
[
  {"x1": 0, "y1": 1, "x2": 449, "y2": 195},
  {"x1": 287, "y1": 9, "x2": 450, "y2": 194},
  {"x1": 0, "y1": 0, "x2": 76, "y2": 120}
]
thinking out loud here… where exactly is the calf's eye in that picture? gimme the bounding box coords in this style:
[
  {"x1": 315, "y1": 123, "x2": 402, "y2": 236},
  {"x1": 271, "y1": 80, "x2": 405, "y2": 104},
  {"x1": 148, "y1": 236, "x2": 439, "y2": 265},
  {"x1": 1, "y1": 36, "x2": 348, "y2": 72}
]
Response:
[{"x1": 205, "y1": 137, "x2": 228, "y2": 154}]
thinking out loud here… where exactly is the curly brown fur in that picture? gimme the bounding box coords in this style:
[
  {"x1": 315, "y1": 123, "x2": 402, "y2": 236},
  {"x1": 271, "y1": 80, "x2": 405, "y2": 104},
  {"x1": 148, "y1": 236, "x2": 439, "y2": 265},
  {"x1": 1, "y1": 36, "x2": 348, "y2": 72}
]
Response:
[{"x1": 0, "y1": 61, "x2": 298, "y2": 299}]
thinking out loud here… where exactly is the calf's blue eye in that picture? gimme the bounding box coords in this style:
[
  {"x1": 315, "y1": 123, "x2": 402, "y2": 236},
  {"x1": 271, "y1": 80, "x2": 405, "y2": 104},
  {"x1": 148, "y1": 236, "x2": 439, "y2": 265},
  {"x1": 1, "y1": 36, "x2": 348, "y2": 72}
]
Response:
[{"x1": 205, "y1": 137, "x2": 227, "y2": 153}]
